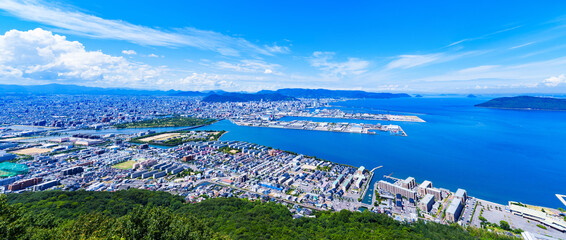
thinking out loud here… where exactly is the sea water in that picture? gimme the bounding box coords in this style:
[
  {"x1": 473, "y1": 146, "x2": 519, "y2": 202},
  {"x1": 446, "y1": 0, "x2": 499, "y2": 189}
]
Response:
[{"x1": 198, "y1": 96, "x2": 566, "y2": 208}]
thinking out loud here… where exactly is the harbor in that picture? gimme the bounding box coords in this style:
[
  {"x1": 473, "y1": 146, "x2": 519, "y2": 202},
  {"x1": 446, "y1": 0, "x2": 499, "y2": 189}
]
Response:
[
  {"x1": 230, "y1": 119, "x2": 408, "y2": 136},
  {"x1": 274, "y1": 108, "x2": 425, "y2": 123}
]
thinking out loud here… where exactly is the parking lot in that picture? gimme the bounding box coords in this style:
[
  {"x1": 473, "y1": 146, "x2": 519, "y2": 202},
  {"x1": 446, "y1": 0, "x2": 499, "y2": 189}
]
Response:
[
  {"x1": 459, "y1": 197, "x2": 477, "y2": 226},
  {"x1": 479, "y1": 200, "x2": 566, "y2": 239}
]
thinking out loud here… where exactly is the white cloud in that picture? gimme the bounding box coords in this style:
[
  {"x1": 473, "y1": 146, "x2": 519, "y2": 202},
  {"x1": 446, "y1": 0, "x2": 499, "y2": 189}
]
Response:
[
  {"x1": 122, "y1": 50, "x2": 136, "y2": 55},
  {"x1": 446, "y1": 26, "x2": 521, "y2": 48},
  {"x1": 403, "y1": 57, "x2": 566, "y2": 92},
  {"x1": 386, "y1": 54, "x2": 441, "y2": 69},
  {"x1": 458, "y1": 65, "x2": 499, "y2": 73},
  {"x1": 147, "y1": 54, "x2": 159, "y2": 58},
  {"x1": 447, "y1": 39, "x2": 467, "y2": 47},
  {"x1": 178, "y1": 73, "x2": 237, "y2": 90},
  {"x1": 0, "y1": 0, "x2": 275, "y2": 56},
  {"x1": 0, "y1": 28, "x2": 363, "y2": 92},
  {"x1": 215, "y1": 60, "x2": 280, "y2": 74},
  {"x1": 542, "y1": 74, "x2": 566, "y2": 87},
  {"x1": 386, "y1": 51, "x2": 486, "y2": 70},
  {"x1": 0, "y1": 28, "x2": 164, "y2": 87},
  {"x1": 309, "y1": 51, "x2": 369, "y2": 78},
  {"x1": 264, "y1": 44, "x2": 290, "y2": 54},
  {"x1": 510, "y1": 42, "x2": 535, "y2": 50}
]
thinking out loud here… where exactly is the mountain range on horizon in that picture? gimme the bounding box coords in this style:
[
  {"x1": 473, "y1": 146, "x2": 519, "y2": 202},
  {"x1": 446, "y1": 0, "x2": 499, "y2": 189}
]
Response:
[{"x1": 0, "y1": 83, "x2": 412, "y2": 99}]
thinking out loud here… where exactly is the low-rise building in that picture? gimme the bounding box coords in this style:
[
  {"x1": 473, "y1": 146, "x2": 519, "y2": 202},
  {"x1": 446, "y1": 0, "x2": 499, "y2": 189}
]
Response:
[{"x1": 0, "y1": 151, "x2": 16, "y2": 162}]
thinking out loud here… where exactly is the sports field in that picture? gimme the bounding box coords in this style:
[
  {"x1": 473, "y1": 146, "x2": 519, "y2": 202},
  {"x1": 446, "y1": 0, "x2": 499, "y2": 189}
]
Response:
[
  {"x1": 112, "y1": 160, "x2": 136, "y2": 170},
  {"x1": 0, "y1": 162, "x2": 29, "y2": 177}
]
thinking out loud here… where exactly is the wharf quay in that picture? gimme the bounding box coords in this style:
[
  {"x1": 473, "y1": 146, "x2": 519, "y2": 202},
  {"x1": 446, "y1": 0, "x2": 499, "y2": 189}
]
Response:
[
  {"x1": 231, "y1": 119, "x2": 408, "y2": 136},
  {"x1": 276, "y1": 111, "x2": 425, "y2": 123}
]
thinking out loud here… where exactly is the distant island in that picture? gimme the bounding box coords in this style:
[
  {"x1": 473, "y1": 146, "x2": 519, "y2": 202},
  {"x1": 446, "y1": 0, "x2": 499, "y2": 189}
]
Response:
[
  {"x1": 202, "y1": 93, "x2": 297, "y2": 102},
  {"x1": 114, "y1": 116, "x2": 216, "y2": 129},
  {"x1": 467, "y1": 94, "x2": 477, "y2": 98},
  {"x1": 475, "y1": 96, "x2": 566, "y2": 111}
]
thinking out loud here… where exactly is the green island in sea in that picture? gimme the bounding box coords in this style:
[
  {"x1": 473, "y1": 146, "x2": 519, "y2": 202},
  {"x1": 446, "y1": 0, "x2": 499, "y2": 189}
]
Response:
[{"x1": 475, "y1": 96, "x2": 566, "y2": 111}]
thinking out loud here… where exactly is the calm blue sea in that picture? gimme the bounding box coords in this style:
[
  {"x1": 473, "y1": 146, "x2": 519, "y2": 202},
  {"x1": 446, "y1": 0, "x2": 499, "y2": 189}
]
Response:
[{"x1": 198, "y1": 97, "x2": 566, "y2": 208}]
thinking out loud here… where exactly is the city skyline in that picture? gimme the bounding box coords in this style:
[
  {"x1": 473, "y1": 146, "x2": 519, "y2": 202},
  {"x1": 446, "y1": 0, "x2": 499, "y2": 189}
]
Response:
[{"x1": 2, "y1": 0, "x2": 566, "y2": 93}]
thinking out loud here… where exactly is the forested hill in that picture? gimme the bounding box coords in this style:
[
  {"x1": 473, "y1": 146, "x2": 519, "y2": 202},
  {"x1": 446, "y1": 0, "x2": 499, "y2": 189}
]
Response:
[
  {"x1": 0, "y1": 84, "x2": 411, "y2": 100},
  {"x1": 202, "y1": 93, "x2": 297, "y2": 103},
  {"x1": 1, "y1": 189, "x2": 517, "y2": 240},
  {"x1": 258, "y1": 88, "x2": 411, "y2": 99},
  {"x1": 475, "y1": 96, "x2": 566, "y2": 110}
]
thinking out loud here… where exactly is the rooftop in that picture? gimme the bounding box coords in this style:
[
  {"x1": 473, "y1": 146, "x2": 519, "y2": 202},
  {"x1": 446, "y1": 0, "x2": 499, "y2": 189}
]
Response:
[
  {"x1": 418, "y1": 180, "x2": 432, "y2": 188},
  {"x1": 420, "y1": 194, "x2": 434, "y2": 203},
  {"x1": 455, "y1": 189, "x2": 467, "y2": 198},
  {"x1": 446, "y1": 199, "x2": 461, "y2": 214}
]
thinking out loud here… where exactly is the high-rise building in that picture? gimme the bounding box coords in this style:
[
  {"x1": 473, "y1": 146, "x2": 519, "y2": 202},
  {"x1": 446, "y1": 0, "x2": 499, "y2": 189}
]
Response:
[
  {"x1": 454, "y1": 189, "x2": 467, "y2": 204},
  {"x1": 378, "y1": 180, "x2": 417, "y2": 202},
  {"x1": 418, "y1": 194, "x2": 435, "y2": 212},
  {"x1": 445, "y1": 199, "x2": 463, "y2": 222}
]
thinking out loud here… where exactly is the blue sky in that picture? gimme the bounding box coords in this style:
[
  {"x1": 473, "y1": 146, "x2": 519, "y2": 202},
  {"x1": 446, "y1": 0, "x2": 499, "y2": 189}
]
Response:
[{"x1": 1, "y1": 0, "x2": 566, "y2": 93}]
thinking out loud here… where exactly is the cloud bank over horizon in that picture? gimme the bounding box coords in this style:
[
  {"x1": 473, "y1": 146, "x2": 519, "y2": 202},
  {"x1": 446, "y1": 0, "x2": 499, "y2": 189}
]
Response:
[{"x1": 1, "y1": 1, "x2": 566, "y2": 93}]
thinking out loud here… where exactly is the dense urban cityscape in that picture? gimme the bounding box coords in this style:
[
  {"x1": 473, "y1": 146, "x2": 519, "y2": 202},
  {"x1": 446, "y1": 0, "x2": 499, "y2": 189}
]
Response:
[
  {"x1": 1, "y1": 94, "x2": 564, "y2": 239},
  {"x1": 1, "y1": 1, "x2": 566, "y2": 239}
]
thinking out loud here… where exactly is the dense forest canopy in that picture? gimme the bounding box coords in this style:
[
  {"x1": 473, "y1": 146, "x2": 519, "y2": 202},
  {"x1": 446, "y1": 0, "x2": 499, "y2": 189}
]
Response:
[{"x1": 0, "y1": 189, "x2": 517, "y2": 239}]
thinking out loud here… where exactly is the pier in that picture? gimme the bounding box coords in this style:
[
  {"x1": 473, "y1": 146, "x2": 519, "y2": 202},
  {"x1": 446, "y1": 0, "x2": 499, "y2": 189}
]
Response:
[{"x1": 557, "y1": 194, "x2": 566, "y2": 207}]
